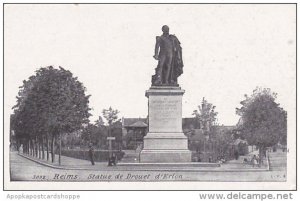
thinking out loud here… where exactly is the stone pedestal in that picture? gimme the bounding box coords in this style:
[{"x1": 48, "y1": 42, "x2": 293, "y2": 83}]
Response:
[{"x1": 140, "y1": 86, "x2": 191, "y2": 163}]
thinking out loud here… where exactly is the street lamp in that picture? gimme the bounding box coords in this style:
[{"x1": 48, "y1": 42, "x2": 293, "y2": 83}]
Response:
[{"x1": 107, "y1": 126, "x2": 115, "y2": 166}]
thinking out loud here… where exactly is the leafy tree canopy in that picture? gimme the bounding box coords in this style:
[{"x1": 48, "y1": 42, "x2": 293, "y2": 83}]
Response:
[
  {"x1": 12, "y1": 66, "x2": 91, "y2": 139},
  {"x1": 236, "y1": 87, "x2": 287, "y2": 147},
  {"x1": 102, "y1": 107, "x2": 120, "y2": 126},
  {"x1": 192, "y1": 97, "x2": 218, "y2": 132}
]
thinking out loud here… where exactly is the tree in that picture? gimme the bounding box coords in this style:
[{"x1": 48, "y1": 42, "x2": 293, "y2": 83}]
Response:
[
  {"x1": 94, "y1": 116, "x2": 110, "y2": 149},
  {"x1": 12, "y1": 66, "x2": 91, "y2": 164},
  {"x1": 81, "y1": 122, "x2": 108, "y2": 149},
  {"x1": 215, "y1": 127, "x2": 234, "y2": 149},
  {"x1": 236, "y1": 87, "x2": 287, "y2": 164},
  {"x1": 81, "y1": 123, "x2": 101, "y2": 146},
  {"x1": 102, "y1": 107, "x2": 120, "y2": 126},
  {"x1": 192, "y1": 97, "x2": 218, "y2": 138},
  {"x1": 95, "y1": 116, "x2": 104, "y2": 127}
]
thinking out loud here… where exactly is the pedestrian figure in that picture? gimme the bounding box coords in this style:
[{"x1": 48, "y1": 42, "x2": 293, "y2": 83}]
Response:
[
  {"x1": 18, "y1": 144, "x2": 23, "y2": 154},
  {"x1": 112, "y1": 153, "x2": 117, "y2": 165},
  {"x1": 88, "y1": 143, "x2": 95, "y2": 165},
  {"x1": 108, "y1": 153, "x2": 117, "y2": 166},
  {"x1": 252, "y1": 155, "x2": 258, "y2": 167},
  {"x1": 234, "y1": 150, "x2": 239, "y2": 160}
]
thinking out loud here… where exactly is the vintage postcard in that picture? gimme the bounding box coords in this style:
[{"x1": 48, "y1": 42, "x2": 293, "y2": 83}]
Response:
[{"x1": 3, "y1": 3, "x2": 296, "y2": 190}]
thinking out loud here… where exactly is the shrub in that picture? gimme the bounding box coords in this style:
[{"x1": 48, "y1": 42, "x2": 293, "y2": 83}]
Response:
[{"x1": 60, "y1": 149, "x2": 125, "y2": 162}]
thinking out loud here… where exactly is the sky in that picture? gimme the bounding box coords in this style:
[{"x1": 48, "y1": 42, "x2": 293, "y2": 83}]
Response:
[{"x1": 4, "y1": 4, "x2": 296, "y2": 126}]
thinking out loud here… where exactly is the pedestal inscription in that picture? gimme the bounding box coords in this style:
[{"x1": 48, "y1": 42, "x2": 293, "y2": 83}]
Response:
[
  {"x1": 149, "y1": 96, "x2": 182, "y2": 133},
  {"x1": 140, "y1": 86, "x2": 192, "y2": 163}
]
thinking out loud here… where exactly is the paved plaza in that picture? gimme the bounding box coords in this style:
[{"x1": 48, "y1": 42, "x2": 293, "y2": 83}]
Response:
[{"x1": 10, "y1": 150, "x2": 286, "y2": 182}]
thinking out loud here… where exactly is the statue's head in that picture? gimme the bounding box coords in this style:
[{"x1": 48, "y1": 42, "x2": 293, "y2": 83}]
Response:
[{"x1": 162, "y1": 25, "x2": 169, "y2": 34}]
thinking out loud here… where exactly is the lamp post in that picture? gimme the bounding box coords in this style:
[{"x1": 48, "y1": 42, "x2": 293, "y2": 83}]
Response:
[
  {"x1": 108, "y1": 126, "x2": 111, "y2": 158},
  {"x1": 107, "y1": 136, "x2": 116, "y2": 166},
  {"x1": 107, "y1": 125, "x2": 116, "y2": 166}
]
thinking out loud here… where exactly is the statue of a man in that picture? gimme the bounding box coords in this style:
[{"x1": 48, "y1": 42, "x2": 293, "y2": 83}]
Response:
[{"x1": 152, "y1": 25, "x2": 183, "y2": 86}]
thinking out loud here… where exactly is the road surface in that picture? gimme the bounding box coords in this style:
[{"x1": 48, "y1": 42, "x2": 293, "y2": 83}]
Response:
[{"x1": 10, "y1": 151, "x2": 287, "y2": 182}]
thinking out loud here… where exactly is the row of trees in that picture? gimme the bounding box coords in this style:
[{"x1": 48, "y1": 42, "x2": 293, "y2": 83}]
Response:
[{"x1": 11, "y1": 66, "x2": 91, "y2": 164}]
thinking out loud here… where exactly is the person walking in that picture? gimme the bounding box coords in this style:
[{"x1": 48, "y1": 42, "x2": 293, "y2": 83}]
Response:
[
  {"x1": 252, "y1": 155, "x2": 258, "y2": 167},
  {"x1": 88, "y1": 143, "x2": 95, "y2": 165},
  {"x1": 108, "y1": 153, "x2": 117, "y2": 166},
  {"x1": 111, "y1": 153, "x2": 117, "y2": 166},
  {"x1": 234, "y1": 150, "x2": 239, "y2": 160}
]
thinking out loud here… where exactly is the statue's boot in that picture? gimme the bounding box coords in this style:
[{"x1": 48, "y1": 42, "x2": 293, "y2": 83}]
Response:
[
  {"x1": 154, "y1": 76, "x2": 162, "y2": 85},
  {"x1": 170, "y1": 80, "x2": 176, "y2": 85}
]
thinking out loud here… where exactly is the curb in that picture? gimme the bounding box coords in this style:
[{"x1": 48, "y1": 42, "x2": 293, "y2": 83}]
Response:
[
  {"x1": 18, "y1": 153, "x2": 103, "y2": 171},
  {"x1": 18, "y1": 154, "x2": 70, "y2": 170},
  {"x1": 18, "y1": 153, "x2": 269, "y2": 172},
  {"x1": 118, "y1": 162, "x2": 221, "y2": 167}
]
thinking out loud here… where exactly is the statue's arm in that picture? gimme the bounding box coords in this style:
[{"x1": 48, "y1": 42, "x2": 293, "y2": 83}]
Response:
[{"x1": 153, "y1": 36, "x2": 160, "y2": 60}]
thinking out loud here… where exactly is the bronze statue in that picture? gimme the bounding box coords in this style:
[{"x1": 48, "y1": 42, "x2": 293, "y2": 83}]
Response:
[{"x1": 152, "y1": 25, "x2": 183, "y2": 86}]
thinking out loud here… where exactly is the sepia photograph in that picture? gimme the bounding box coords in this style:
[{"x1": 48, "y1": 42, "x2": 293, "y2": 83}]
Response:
[{"x1": 3, "y1": 3, "x2": 296, "y2": 190}]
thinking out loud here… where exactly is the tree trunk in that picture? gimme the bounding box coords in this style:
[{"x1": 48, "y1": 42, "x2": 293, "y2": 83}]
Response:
[
  {"x1": 31, "y1": 139, "x2": 34, "y2": 156},
  {"x1": 39, "y1": 139, "x2": 42, "y2": 159},
  {"x1": 46, "y1": 135, "x2": 49, "y2": 161},
  {"x1": 16, "y1": 139, "x2": 20, "y2": 153},
  {"x1": 37, "y1": 140, "x2": 39, "y2": 158},
  {"x1": 31, "y1": 140, "x2": 34, "y2": 156},
  {"x1": 35, "y1": 139, "x2": 37, "y2": 157},
  {"x1": 42, "y1": 138, "x2": 45, "y2": 160},
  {"x1": 59, "y1": 133, "x2": 61, "y2": 165},
  {"x1": 27, "y1": 140, "x2": 30, "y2": 155},
  {"x1": 24, "y1": 141, "x2": 26, "y2": 154},
  {"x1": 36, "y1": 140, "x2": 38, "y2": 158},
  {"x1": 35, "y1": 138, "x2": 38, "y2": 158},
  {"x1": 23, "y1": 141, "x2": 25, "y2": 154},
  {"x1": 38, "y1": 140, "x2": 41, "y2": 159},
  {"x1": 29, "y1": 140, "x2": 32, "y2": 155},
  {"x1": 258, "y1": 145, "x2": 264, "y2": 166},
  {"x1": 51, "y1": 135, "x2": 55, "y2": 163},
  {"x1": 28, "y1": 140, "x2": 30, "y2": 155},
  {"x1": 29, "y1": 140, "x2": 31, "y2": 155},
  {"x1": 32, "y1": 139, "x2": 34, "y2": 156}
]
